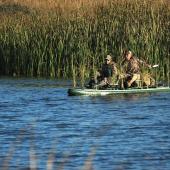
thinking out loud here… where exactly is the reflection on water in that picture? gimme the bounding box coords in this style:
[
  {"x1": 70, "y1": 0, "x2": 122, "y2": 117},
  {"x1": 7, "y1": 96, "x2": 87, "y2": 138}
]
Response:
[{"x1": 0, "y1": 78, "x2": 170, "y2": 170}]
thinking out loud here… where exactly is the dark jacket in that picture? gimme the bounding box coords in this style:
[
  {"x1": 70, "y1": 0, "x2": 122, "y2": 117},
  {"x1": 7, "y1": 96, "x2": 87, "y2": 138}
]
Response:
[{"x1": 101, "y1": 62, "x2": 117, "y2": 78}]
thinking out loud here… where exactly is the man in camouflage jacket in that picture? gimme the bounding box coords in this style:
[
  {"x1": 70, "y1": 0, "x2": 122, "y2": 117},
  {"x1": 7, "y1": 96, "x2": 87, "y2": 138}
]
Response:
[{"x1": 122, "y1": 50, "x2": 151, "y2": 88}]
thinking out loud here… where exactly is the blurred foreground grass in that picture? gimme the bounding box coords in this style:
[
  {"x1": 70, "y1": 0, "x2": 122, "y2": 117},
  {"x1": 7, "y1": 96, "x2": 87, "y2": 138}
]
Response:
[{"x1": 1, "y1": 128, "x2": 96, "y2": 170}]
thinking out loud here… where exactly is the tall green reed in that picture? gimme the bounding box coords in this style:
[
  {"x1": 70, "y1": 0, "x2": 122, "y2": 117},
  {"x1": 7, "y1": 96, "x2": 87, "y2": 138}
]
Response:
[{"x1": 0, "y1": 0, "x2": 169, "y2": 85}]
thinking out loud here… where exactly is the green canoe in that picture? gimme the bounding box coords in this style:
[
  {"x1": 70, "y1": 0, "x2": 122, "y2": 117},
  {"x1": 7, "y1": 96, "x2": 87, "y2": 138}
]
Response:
[{"x1": 68, "y1": 86, "x2": 170, "y2": 96}]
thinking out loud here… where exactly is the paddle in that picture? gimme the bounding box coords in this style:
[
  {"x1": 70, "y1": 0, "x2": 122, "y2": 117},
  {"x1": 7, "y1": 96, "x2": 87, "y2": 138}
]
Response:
[
  {"x1": 152, "y1": 64, "x2": 159, "y2": 68},
  {"x1": 151, "y1": 64, "x2": 159, "y2": 87}
]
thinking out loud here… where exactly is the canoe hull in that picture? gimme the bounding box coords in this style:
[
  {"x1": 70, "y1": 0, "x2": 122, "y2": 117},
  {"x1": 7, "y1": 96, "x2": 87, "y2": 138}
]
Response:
[{"x1": 68, "y1": 87, "x2": 170, "y2": 96}]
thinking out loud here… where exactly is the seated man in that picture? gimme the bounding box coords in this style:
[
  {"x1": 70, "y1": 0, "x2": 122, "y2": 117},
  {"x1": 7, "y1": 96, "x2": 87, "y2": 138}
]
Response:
[
  {"x1": 121, "y1": 50, "x2": 152, "y2": 88},
  {"x1": 88, "y1": 55, "x2": 118, "y2": 89}
]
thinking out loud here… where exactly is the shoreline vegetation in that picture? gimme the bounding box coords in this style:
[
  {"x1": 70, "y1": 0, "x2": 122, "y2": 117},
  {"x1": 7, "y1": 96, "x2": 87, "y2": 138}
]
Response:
[{"x1": 0, "y1": 0, "x2": 169, "y2": 85}]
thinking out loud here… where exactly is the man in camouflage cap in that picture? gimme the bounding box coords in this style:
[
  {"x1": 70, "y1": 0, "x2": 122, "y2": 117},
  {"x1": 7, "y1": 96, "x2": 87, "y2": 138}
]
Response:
[
  {"x1": 96, "y1": 54, "x2": 118, "y2": 88},
  {"x1": 87, "y1": 54, "x2": 118, "y2": 89}
]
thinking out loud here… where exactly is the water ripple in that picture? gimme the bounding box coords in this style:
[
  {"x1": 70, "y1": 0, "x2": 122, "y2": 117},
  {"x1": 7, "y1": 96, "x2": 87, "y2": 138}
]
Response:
[{"x1": 0, "y1": 78, "x2": 170, "y2": 170}]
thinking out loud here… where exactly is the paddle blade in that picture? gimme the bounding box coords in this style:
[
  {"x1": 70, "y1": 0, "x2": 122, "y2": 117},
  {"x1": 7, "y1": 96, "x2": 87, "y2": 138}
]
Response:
[{"x1": 152, "y1": 64, "x2": 159, "y2": 68}]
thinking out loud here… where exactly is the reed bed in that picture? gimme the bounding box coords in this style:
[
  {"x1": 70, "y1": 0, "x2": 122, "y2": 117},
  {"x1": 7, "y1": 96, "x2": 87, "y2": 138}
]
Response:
[{"x1": 0, "y1": 0, "x2": 169, "y2": 84}]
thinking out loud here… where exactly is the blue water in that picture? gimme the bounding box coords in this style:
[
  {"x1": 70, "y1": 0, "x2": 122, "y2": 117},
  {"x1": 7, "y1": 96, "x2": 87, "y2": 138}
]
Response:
[{"x1": 0, "y1": 78, "x2": 170, "y2": 170}]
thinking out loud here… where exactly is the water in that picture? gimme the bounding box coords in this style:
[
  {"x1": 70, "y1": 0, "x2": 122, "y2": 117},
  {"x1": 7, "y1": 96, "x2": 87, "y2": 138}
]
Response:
[{"x1": 0, "y1": 78, "x2": 170, "y2": 170}]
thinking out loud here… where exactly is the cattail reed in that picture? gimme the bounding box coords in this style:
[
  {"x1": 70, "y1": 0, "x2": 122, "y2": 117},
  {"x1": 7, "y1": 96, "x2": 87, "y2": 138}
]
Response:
[{"x1": 0, "y1": 0, "x2": 169, "y2": 84}]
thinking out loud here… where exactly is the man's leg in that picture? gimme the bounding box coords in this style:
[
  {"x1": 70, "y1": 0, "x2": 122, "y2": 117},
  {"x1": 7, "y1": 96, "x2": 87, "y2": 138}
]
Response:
[{"x1": 128, "y1": 74, "x2": 140, "y2": 87}]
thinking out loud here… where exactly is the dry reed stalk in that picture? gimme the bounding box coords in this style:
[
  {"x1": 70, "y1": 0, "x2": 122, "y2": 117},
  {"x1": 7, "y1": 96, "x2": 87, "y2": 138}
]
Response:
[
  {"x1": 1, "y1": 130, "x2": 26, "y2": 170},
  {"x1": 46, "y1": 152, "x2": 56, "y2": 170},
  {"x1": 29, "y1": 145, "x2": 37, "y2": 170},
  {"x1": 81, "y1": 148, "x2": 96, "y2": 170}
]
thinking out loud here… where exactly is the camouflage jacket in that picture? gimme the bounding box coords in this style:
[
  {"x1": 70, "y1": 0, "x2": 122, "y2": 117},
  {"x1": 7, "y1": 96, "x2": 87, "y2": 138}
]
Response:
[{"x1": 123, "y1": 57, "x2": 148, "y2": 75}]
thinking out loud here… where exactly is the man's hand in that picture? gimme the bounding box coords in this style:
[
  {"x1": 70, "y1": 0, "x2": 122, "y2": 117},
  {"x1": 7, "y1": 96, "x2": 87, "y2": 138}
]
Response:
[{"x1": 148, "y1": 65, "x2": 152, "y2": 69}]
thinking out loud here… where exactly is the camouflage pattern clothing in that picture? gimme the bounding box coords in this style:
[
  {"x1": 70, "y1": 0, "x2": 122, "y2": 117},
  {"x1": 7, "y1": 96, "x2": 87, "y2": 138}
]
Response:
[
  {"x1": 122, "y1": 56, "x2": 151, "y2": 88},
  {"x1": 87, "y1": 60, "x2": 118, "y2": 89},
  {"x1": 99, "y1": 61, "x2": 118, "y2": 86},
  {"x1": 124, "y1": 56, "x2": 147, "y2": 75}
]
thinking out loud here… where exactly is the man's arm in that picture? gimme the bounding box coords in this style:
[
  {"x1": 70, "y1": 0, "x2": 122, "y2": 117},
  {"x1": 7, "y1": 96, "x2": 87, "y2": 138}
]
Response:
[
  {"x1": 112, "y1": 62, "x2": 118, "y2": 75},
  {"x1": 137, "y1": 58, "x2": 151, "y2": 68}
]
